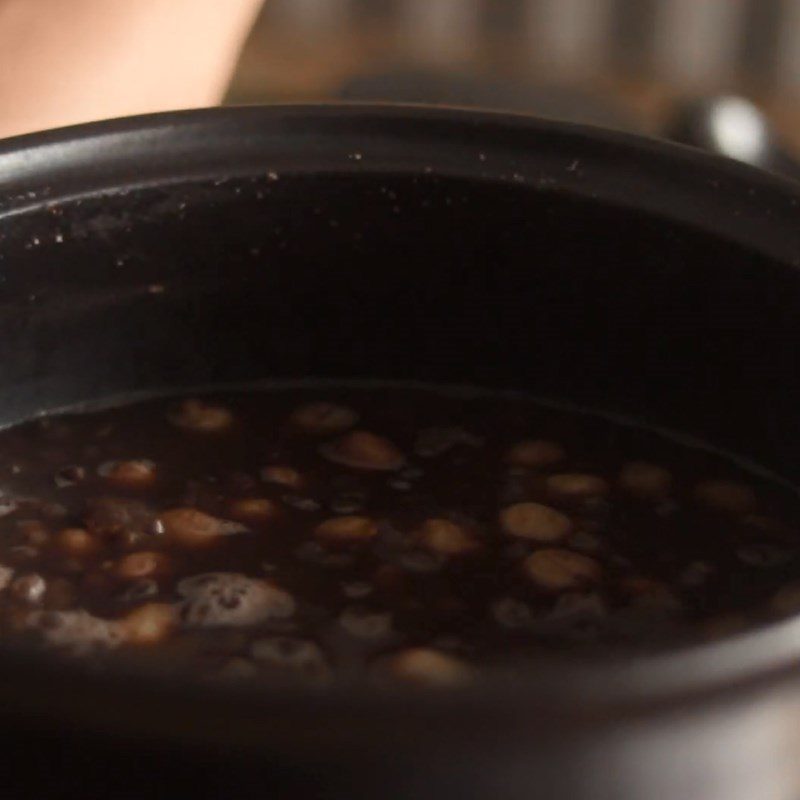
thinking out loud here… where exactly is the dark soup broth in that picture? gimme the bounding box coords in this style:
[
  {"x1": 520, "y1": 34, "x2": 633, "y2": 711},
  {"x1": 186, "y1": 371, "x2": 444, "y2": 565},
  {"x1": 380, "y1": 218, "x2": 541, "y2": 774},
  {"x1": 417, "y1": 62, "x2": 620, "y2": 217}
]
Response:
[{"x1": 0, "y1": 383, "x2": 796, "y2": 686}]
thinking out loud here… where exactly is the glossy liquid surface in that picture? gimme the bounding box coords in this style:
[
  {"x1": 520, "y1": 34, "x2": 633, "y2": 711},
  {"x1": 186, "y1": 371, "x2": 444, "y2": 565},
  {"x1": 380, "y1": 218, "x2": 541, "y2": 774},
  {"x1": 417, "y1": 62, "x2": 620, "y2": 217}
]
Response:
[{"x1": 0, "y1": 384, "x2": 797, "y2": 686}]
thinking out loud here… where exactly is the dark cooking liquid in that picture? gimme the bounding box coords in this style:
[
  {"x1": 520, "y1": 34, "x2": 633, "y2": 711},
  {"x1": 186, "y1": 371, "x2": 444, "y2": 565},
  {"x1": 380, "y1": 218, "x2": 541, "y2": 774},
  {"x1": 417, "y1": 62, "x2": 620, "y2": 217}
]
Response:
[{"x1": 0, "y1": 383, "x2": 798, "y2": 686}]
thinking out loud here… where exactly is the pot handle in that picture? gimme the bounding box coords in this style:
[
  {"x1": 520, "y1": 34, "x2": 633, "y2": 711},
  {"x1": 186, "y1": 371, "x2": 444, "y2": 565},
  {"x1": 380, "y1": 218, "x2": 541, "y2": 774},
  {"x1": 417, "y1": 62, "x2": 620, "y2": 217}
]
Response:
[{"x1": 665, "y1": 95, "x2": 800, "y2": 183}]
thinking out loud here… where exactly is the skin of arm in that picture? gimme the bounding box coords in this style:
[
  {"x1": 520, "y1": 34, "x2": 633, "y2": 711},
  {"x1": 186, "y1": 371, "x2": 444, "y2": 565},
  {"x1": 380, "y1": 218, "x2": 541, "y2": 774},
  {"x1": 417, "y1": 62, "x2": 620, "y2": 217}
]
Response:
[{"x1": 0, "y1": 0, "x2": 264, "y2": 138}]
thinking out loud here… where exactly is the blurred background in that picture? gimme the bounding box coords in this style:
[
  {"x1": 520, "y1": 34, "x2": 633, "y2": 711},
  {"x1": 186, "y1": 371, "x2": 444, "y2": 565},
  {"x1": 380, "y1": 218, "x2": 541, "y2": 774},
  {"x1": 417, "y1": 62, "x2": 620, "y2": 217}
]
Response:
[
  {"x1": 226, "y1": 0, "x2": 800, "y2": 153},
  {"x1": 3, "y1": 0, "x2": 800, "y2": 164}
]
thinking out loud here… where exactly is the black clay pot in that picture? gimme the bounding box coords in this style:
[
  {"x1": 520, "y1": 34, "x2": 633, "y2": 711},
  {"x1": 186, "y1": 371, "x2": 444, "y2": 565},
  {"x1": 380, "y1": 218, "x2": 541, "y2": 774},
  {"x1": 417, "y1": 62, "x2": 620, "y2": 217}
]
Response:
[{"x1": 1, "y1": 106, "x2": 800, "y2": 800}]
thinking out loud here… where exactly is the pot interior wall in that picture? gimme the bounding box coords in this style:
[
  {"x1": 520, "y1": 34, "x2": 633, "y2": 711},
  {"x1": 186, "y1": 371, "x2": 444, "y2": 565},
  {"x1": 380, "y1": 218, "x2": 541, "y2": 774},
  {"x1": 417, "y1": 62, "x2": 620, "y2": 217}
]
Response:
[{"x1": 0, "y1": 173, "x2": 795, "y2": 481}]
